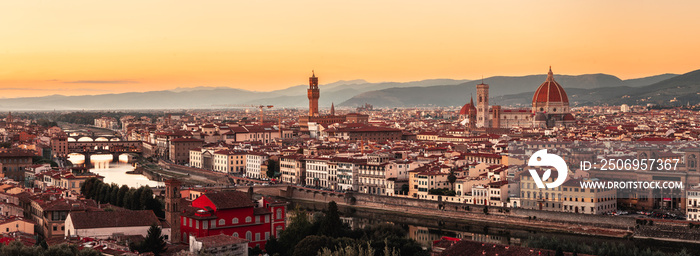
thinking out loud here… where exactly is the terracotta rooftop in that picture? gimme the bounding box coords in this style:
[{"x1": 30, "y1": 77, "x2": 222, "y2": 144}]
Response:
[
  {"x1": 202, "y1": 191, "x2": 255, "y2": 210},
  {"x1": 68, "y1": 210, "x2": 160, "y2": 229}
]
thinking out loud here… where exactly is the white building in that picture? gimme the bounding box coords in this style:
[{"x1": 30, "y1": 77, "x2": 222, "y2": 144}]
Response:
[
  {"x1": 335, "y1": 159, "x2": 360, "y2": 191},
  {"x1": 305, "y1": 158, "x2": 330, "y2": 188},
  {"x1": 246, "y1": 153, "x2": 269, "y2": 179}
]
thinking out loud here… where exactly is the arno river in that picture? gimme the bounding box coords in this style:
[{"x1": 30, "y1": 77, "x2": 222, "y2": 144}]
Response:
[
  {"x1": 68, "y1": 153, "x2": 163, "y2": 188},
  {"x1": 291, "y1": 201, "x2": 700, "y2": 254}
]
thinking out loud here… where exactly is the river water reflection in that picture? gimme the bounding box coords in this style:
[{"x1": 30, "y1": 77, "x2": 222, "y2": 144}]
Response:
[
  {"x1": 90, "y1": 163, "x2": 163, "y2": 188},
  {"x1": 68, "y1": 153, "x2": 163, "y2": 188}
]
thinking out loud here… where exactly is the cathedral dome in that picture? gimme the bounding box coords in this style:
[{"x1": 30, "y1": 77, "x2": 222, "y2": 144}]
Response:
[
  {"x1": 532, "y1": 67, "x2": 569, "y2": 106},
  {"x1": 459, "y1": 97, "x2": 477, "y2": 115}
]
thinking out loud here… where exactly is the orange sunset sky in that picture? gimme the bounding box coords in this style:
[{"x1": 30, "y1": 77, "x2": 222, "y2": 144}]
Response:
[{"x1": 1, "y1": 0, "x2": 699, "y2": 98}]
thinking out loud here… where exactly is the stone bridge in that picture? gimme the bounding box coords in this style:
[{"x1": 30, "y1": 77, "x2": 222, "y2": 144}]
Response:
[{"x1": 68, "y1": 139, "x2": 143, "y2": 167}]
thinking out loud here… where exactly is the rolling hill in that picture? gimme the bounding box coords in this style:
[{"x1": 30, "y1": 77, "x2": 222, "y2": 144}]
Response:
[
  {"x1": 339, "y1": 73, "x2": 682, "y2": 108},
  {"x1": 0, "y1": 71, "x2": 691, "y2": 110}
]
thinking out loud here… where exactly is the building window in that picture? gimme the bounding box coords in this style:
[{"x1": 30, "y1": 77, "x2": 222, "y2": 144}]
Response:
[
  {"x1": 246, "y1": 231, "x2": 252, "y2": 241},
  {"x1": 233, "y1": 232, "x2": 239, "y2": 237},
  {"x1": 232, "y1": 218, "x2": 239, "y2": 224},
  {"x1": 219, "y1": 219, "x2": 225, "y2": 226},
  {"x1": 245, "y1": 216, "x2": 252, "y2": 223}
]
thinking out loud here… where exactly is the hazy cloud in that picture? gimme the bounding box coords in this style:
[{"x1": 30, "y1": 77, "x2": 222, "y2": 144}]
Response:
[{"x1": 64, "y1": 80, "x2": 138, "y2": 84}]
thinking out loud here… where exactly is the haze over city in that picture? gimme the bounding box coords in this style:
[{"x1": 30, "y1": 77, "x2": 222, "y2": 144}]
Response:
[{"x1": 2, "y1": 0, "x2": 700, "y2": 97}]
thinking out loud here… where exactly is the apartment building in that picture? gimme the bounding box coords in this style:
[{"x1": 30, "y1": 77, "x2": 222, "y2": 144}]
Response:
[
  {"x1": 245, "y1": 153, "x2": 269, "y2": 179},
  {"x1": 305, "y1": 158, "x2": 329, "y2": 188},
  {"x1": 280, "y1": 155, "x2": 305, "y2": 185}
]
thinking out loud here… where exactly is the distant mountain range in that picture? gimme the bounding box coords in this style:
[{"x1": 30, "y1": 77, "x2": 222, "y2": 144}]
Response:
[
  {"x1": 338, "y1": 73, "x2": 679, "y2": 108},
  {"x1": 0, "y1": 71, "x2": 695, "y2": 110},
  {"x1": 0, "y1": 79, "x2": 468, "y2": 110}
]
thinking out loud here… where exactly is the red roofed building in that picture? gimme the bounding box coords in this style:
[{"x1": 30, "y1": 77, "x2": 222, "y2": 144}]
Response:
[
  {"x1": 324, "y1": 124, "x2": 402, "y2": 142},
  {"x1": 180, "y1": 191, "x2": 286, "y2": 250}
]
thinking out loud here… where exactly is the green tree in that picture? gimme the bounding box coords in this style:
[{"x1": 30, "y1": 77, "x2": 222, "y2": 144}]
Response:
[
  {"x1": 109, "y1": 183, "x2": 120, "y2": 205},
  {"x1": 1, "y1": 241, "x2": 26, "y2": 256},
  {"x1": 267, "y1": 159, "x2": 280, "y2": 178},
  {"x1": 116, "y1": 185, "x2": 129, "y2": 207},
  {"x1": 45, "y1": 243, "x2": 80, "y2": 256},
  {"x1": 447, "y1": 172, "x2": 457, "y2": 188},
  {"x1": 138, "y1": 224, "x2": 168, "y2": 255},
  {"x1": 249, "y1": 245, "x2": 264, "y2": 256},
  {"x1": 293, "y1": 235, "x2": 333, "y2": 256},
  {"x1": 139, "y1": 186, "x2": 153, "y2": 210},
  {"x1": 81, "y1": 177, "x2": 99, "y2": 198},
  {"x1": 146, "y1": 198, "x2": 165, "y2": 218},
  {"x1": 319, "y1": 201, "x2": 344, "y2": 237},
  {"x1": 123, "y1": 188, "x2": 136, "y2": 210},
  {"x1": 88, "y1": 179, "x2": 103, "y2": 200},
  {"x1": 278, "y1": 207, "x2": 315, "y2": 255},
  {"x1": 99, "y1": 184, "x2": 110, "y2": 203},
  {"x1": 78, "y1": 248, "x2": 103, "y2": 256},
  {"x1": 265, "y1": 237, "x2": 284, "y2": 256},
  {"x1": 132, "y1": 187, "x2": 145, "y2": 210}
]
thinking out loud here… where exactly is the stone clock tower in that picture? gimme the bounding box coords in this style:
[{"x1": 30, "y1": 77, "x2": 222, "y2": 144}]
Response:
[{"x1": 308, "y1": 71, "x2": 320, "y2": 116}]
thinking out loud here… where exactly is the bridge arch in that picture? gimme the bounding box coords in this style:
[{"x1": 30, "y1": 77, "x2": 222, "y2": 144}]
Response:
[{"x1": 77, "y1": 137, "x2": 94, "y2": 142}]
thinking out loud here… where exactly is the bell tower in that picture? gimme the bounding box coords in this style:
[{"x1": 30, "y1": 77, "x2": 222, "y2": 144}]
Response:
[
  {"x1": 164, "y1": 179, "x2": 182, "y2": 243},
  {"x1": 476, "y1": 82, "x2": 490, "y2": 128},
  {"x1": 308, "y1": 71, "x2": 320, "y2": 116}
]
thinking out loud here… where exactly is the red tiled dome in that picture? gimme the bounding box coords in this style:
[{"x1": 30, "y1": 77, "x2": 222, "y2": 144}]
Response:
[
  {"x1": 459, "y1": 97, "x2": 477, "y2": 115},
  {"x1": 532, "y1": 67, "x2": 569, "y2": 105}
]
